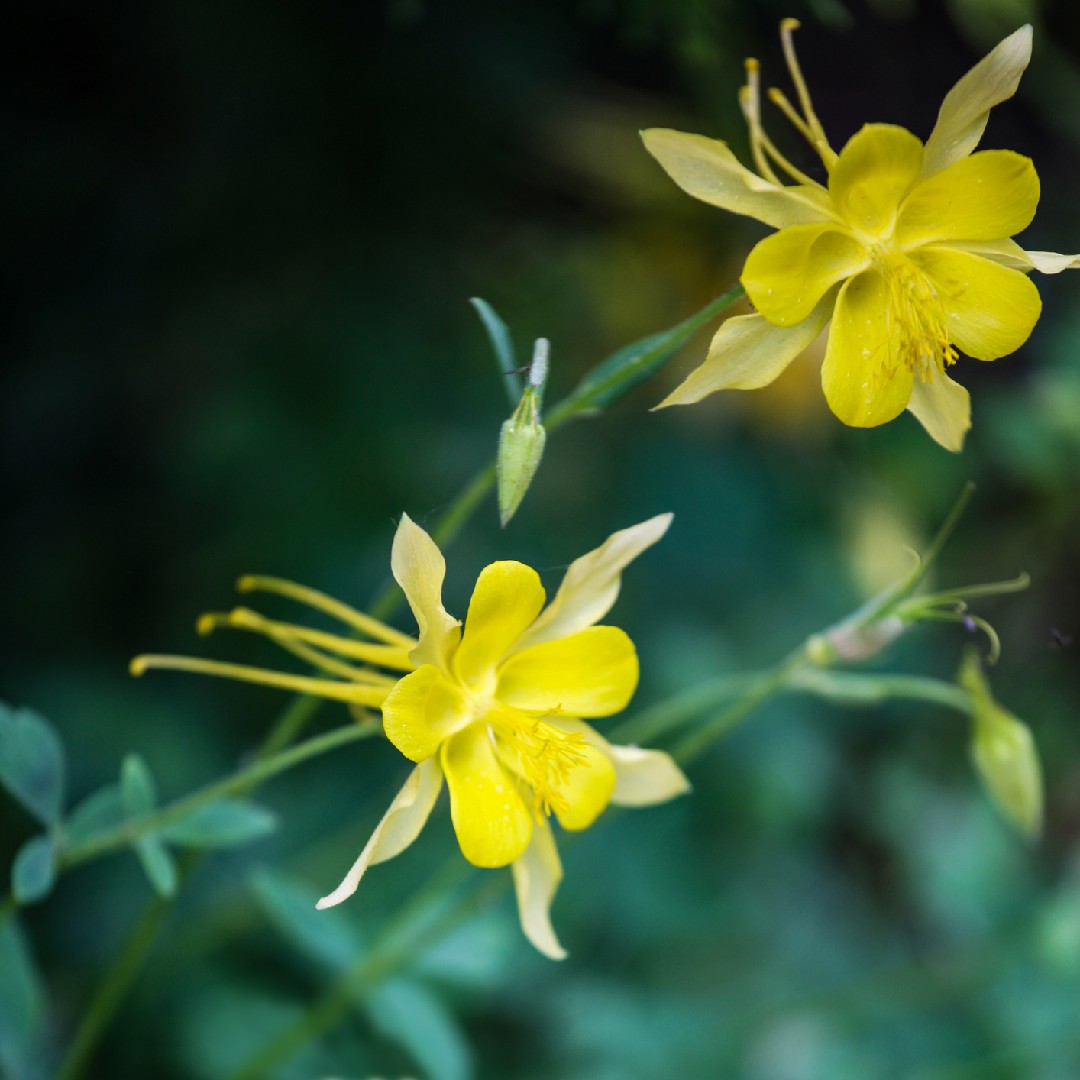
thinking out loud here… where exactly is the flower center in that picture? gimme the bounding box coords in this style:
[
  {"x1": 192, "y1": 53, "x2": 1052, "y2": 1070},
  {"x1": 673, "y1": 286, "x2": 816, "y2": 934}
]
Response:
[
  {"x1": 486, "y1": 707, "x2": 589, "y2": 819},
  {"x1": 872, "y1": 247, "x2": 958, "y2": 384}
]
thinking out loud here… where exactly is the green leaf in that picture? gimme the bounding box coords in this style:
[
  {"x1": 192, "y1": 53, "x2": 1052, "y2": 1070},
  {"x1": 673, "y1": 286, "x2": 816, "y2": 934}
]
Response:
[
  {"x1": 65, "y1": 784, "x2": 126, "y2": 846},
  {"x1": 367, "y1": 977, "x2": 472, "y2": 1080},
  {"x1": 0, "y1": 919, "x2": 45, "y2": 1077},
  {"x1": 470, "y1": 296, "x2": 521, "y2": 405},
  {"x1": 11, "y1": 837, "x2": 56, "y2": 905},
  {"x1": 250, "y1": 870, "x2": 358, "y2": 969},
  {"x1": 0, "y1": 703, "x2": 66, "y2": 826},
  {"x1": 161, "y1": 799, "x2": 277, "y2": 849},
  {"x1": 133, "y1": 835, "x2": 177, "y2": 898},
  {"x1": 557, "y1": 288, "x2": 740, "y2": 415},
  {"x1": 120, "y1": 754, "x2": 157, "y2": 817}
]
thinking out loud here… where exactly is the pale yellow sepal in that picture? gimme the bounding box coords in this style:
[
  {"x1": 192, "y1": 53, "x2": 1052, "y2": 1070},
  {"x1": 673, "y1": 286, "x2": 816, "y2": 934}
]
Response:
[
  {"x1": 573, "y1": 720, "x2": 691, "y2": 806},
  {"x1": 391, "y1": 513, "x2": 461, "y2": 670},
  {"x1": 640, "y1": 128, "x2": 831, "y2": 229},
  {"x1": 907, "y1": 372, "x2": 971, "y2": 453},
  {"x1": 952, "y1": 239, "x2": 1080, "y2": 275},
  {"x1": 316, "y1": 758, "x2": 443, "y2": 909},
  {"x1": 512, "y1": 818, "x2": 566, "y2": 960},
  {"x1": 658, "y1": 302, "x2": 830, "y2": 407},
  {"x1": 921, "y1": 25, "x2": 1033, "y2": 178},
  {"x1": 512, "y1": 513, "x2": 673, "y2": 652}
]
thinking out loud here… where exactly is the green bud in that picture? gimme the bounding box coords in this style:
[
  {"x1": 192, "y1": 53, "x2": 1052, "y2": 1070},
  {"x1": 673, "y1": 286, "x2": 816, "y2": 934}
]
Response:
[
  {"x1": 497, "y1": 386, "x2": 546, "y2": 527},
  {"x1": 959, "y1": 650, "x2": 1043, "y2": 839}
]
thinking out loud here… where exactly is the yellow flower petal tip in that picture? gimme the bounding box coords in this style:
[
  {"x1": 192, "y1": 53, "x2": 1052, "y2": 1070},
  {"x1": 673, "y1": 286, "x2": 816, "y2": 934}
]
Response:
[{"x1": 645, "y1": 21, "x2": 1079, "y2": 446}]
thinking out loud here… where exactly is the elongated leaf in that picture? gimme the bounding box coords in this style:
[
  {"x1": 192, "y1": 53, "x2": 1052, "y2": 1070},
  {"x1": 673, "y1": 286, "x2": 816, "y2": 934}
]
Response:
[
  {"x1": 11, "y1": 836, "x2": 56, "y2": 905},
  {"x1": 134, "y1": 835, "x2": 177, "y2": 897},
  {"x1": 65, "y1": 784, "x2": 125, "y2": 846},
  {"x1": 250, "y1": 870, "x2": 358, "y2": 969},
  {"x1": 367, "y1": 977, "x2": 472, "y2": 1080},
  {"x1": 162, "y1": 799, "x2": 277, "y2": 849},
  {"x1": 555, "y1": 288, "x2": 741, "y2": 416},
  {"x1": 120, "y1": 754, "x2": 157, "y2": 817},
  {"x1": 470, "y1": 296, "x2": 521, "y2": 405},
  {"x1": 0, "y1": 919, "x2": 45, "y2": 1077},
  {"x1": 0, "y1": 703, "x2": 65, "y2": 826}
]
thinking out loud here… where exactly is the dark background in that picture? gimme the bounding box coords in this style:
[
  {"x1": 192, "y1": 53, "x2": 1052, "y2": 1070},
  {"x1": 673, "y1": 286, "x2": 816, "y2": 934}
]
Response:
[{"x1": 4, "y1": 0, "x2": 1080, "y2": 1077}]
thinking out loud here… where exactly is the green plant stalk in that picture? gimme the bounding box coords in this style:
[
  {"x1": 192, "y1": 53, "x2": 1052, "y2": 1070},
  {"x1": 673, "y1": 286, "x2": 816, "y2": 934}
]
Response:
[
  {"x1": 53, "y1": 888, "x2": 175, "y2": 1080},
  {"x1": 59, "y1": 722, "x2": 378, "y2": 872}
]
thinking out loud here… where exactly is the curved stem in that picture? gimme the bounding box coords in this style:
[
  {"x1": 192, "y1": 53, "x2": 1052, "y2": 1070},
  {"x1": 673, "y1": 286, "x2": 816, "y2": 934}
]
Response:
[{"x1": 59, "y1": 722, "x2": 378, "y2": 872}]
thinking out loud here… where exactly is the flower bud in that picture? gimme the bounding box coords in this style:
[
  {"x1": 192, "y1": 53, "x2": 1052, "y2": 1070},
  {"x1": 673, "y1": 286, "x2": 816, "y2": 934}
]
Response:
[
  {"x1": 959, "y1": 651, "x2": 1042, "y2": 839},
  {"x1": 497, "y1": 386, "x2": 546, "y2": 527}
]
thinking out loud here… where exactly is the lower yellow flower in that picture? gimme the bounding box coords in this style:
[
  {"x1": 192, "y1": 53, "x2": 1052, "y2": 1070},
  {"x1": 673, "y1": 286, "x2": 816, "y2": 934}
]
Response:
[
  {"x1": 643, "y1": 22, "x2": 1080, "y2": 450},
  {"x1": 132, "y1": 513, "x2": 689, "y2": 959}
]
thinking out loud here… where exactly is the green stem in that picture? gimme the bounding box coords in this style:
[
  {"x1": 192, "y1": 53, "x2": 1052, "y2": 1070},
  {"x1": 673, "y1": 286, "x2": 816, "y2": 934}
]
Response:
[
  {"x1": 53, "y1": 889, "x2": 175, "y2": 1080},
  {"x1": 611, "y1": 672, "x2": 762, "y2": 746},
  {"x1": 59, "y1": 723, "x2": 378, "y2": 872},
  {"x1": 670, "y1": 647, "x2": 814, "y2": 766},
  {"x1": 789, "y1": 668, "x2": 974, "y2": 715}
]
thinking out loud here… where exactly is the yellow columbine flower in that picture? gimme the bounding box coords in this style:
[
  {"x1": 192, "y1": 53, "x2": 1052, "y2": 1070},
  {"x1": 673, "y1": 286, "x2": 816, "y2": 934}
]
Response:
[
  {"x1": 132, "y1": 513, "x2": 689, "y2": 959},
  {"x1": 643, "y1": 21, "x2": 1080, "y2": 450}
]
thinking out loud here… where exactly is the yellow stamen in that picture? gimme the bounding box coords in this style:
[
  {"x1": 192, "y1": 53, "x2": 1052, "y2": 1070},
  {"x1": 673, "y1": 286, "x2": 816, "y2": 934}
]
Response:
[
  {"x1": 491, "y1": 712, "x2": 589, "y2": 819},
  {"x1": 200, "y1": 608, "x2": 414, "y2": 671},
  {"x1": 237, "y1": 575, "x2": 415, "y2": 649},
  {"x1": 757, "y1": 127, "x2": 821, "y2": 188},
  {"x1": 740, "y1": 59, "x2": 781, "y2": 184},
  {"x1": 778, "y1": 18, "x2": 837, "y2": 168},
  {"x1": 129, "y1": 655, "x2": 391, "y2": 707},
  {"x1": 875, "y1": 254, "x2": 958, "y2": 385},
  {"x1": 767, "y1": 86, "x2": 817, "y2": 146}
]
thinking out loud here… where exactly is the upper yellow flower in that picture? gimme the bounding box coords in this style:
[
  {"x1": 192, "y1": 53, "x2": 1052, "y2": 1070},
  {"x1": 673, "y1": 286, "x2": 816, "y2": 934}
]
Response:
[
  {"x1": 643, "y1": 21, "x2": 1079, "y2": 450},
  {"x1": 132, "y1": 512, "x2": 689, "y2": 959}
]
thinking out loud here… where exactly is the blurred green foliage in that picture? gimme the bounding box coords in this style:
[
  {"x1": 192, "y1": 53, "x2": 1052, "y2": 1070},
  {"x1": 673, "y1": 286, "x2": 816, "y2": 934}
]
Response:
[{"x1": 4, "y1": 0, "x2": 1080, "y2": 1077}]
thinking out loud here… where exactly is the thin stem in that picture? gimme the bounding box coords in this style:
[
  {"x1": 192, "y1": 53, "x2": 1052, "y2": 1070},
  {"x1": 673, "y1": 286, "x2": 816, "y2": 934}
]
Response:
[
  {"x1": 790, "y1": 669, "x2": 974, "y2": 715},
  {"x1": 610, "y1": 672, "x2": 762, "y2": 746},
  {"x1": 53, "y1": 890, "x2": 175, "y2": 1080},
  {"x1": 59, "y1": 723, "x2": 378, "y2": 872},
  {"x1": 671, "y1": 647, "x2": 813, "y2": 766}
]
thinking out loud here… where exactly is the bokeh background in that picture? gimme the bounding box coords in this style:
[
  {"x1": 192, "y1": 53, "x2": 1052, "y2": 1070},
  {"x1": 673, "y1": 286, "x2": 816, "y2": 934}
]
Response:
[{"x1": 4, "y1": 0, "x2": 1080, "y2": 1076}]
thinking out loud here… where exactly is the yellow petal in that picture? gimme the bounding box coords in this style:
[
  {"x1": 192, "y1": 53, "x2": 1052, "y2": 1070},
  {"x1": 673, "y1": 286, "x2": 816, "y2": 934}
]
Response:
[
  {"x1": 913, "y1": 247, "x2": 1041, "y2": 359},
  {"x1": 922, "y1": 26, "x2": 1032, "y2": 178},
  {"x1": 571, "y1": 719, "x2": 690, "y2": 806},
  {"x1": 512, "y1": 515, "x2": 672, "y2": 654},
  {"x1": 442, "y1": 724, "x2": 532, "y2": 868},
  {"x1": 545, "y1": 721, "x2": 615, "y2": 832},
  {"x1": 453, "y1": 562, "x2": 545, "y2": 693},
  {"x1": 382, "y1": 665, "x2": 472, "y2": 762},
  {"x1": 829, "y1": 124, "x2": 924, "y2": 237},
  {"x1": 316, "y1": 758, "x2": 443, "y2": 909},
  {"x1": 511, "y1": 817, "x2": 566, "y2": 960},
  {"x1": 391, "y1": 514, "x2": 461, "y2": 670},
  {"x1": 641, "y1": 128, "x2": 834, "y2": 229},
  {"x1": 896, "y1": 151, "x2": 1039, "y2": 248},
  {"x1": 657, "y1": 303, "x2": 831, "y2": 407},
  {"x1": 907, "y1": 371, "x2": 971, "y2": 452},
  {"x1": 742, "y1": 223, "x2": 868, "y2": 326},
  {"x1": 821, "y1": 271, "x2": 914, "y2": 427},
  {"x1": 497, "y1": 626, "x2": 638, "y2": 718}
]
